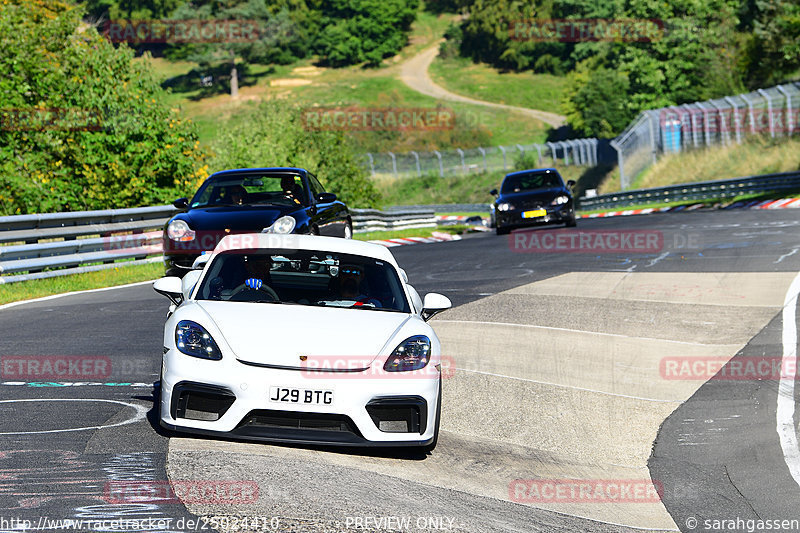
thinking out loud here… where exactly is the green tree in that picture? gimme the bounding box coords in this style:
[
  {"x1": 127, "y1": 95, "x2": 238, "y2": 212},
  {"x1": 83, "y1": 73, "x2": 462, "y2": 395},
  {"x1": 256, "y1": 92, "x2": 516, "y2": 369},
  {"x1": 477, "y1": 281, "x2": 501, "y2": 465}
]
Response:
[
  {"x1": 561, "y1": 62, "x2": 632, "y2": 137},
  {"x1": 0, "y1": 0, "x2": 208, "y2": 215},
  {"x1": 314, "y1": 0, "x2": 419, "y2": 67},
  {"x1": 741, "y1": 0, "x2": 800, "y2": 87},
  {"x1": 168, "y1": 0, "x2": 298, "y2": 98},
  {"x1": 209, "y1": 101, "x2": 381, "y2": 208}
]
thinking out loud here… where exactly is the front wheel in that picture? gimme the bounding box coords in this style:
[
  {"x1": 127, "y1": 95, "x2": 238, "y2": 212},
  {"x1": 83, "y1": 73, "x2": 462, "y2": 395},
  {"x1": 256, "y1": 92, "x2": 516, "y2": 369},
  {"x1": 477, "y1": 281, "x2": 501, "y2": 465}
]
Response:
[
  {"x1": 343, "y1": 221, "x2": 353, "y2": 239},
  {"x1": 496, "y1": 225, "x2": 510, "y2": 236},
  {"x1": 565, "y1": 213, "x2": 577, "y2": 227}
]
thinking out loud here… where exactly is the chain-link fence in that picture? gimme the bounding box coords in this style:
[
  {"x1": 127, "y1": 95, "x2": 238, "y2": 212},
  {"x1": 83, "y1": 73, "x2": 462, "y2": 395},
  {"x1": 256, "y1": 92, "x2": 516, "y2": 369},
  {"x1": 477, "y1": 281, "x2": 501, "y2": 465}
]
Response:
[
  {"x1": 612, "y1": 82, "x2": 800, "y2": 190},
  {"x1": 364, "y1": 139, "x2": 599, "y2": 179}
]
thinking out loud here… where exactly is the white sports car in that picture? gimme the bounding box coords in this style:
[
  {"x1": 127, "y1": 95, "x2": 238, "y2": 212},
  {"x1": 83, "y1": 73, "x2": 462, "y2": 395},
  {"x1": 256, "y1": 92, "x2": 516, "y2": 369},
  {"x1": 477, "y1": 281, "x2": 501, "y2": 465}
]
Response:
[{"x1": 152, "y1": 233, "x2": 452, "y2": 450}]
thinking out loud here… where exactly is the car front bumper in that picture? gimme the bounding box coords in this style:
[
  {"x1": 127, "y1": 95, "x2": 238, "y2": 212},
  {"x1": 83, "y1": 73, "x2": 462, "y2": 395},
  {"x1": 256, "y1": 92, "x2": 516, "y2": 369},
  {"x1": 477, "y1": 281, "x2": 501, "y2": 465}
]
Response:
[
  {"x1": 496, "y1": 204, "x2": 574, "y2": 229},
  {"x1": 159, "y1": 349, "x2": 440, "y2": 447}
]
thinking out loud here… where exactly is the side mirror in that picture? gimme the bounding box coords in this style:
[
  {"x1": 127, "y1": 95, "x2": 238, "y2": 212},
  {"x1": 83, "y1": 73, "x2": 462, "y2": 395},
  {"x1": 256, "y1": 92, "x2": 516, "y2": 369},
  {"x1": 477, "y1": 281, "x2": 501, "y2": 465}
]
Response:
[
  {"x1": 173, "y1": 197, "x2": 189, "y2": 209},
  {"x1": 317, "y1": 192, "x2": 337, "y2": 203},
  {"x1": 153, "y1": 277, "x2": 183, "y2": 306},
  {"x1": 182, "y1": 270, "x2": 203, "y2": 300},
  {"x1": 421, "y1": 293, "x2": 452, "y2": 322},
  {"x1": 191, "y1": 253, "x2": 211, "y2": 270},
  {"x1": 489, "y1": 188, "x2": 498, "y2": 196},
  {"x1": 566, "y1": 180, "x2": 576, "y2": 188}
]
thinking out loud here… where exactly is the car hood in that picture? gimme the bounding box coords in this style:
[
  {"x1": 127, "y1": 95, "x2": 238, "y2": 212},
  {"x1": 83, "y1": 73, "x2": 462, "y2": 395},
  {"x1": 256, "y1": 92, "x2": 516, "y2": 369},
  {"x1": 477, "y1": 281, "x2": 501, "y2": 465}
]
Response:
[
  {"x1": 179, "y1": 205, "x2": 299, "y2": 231},
  {"x1": 195, "y1": 301, "x2": 412, "y2": 368}
]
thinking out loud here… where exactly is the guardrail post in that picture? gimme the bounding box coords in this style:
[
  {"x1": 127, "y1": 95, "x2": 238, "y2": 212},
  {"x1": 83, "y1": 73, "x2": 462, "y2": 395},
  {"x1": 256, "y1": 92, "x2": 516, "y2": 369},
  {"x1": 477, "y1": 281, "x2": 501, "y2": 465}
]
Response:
[
  {"x1": 777, "y1": 85, "x2": 794, "y2": 136},
  {"x1": 546, "y1": 142, "x2": 557, "y2": 165},
  {"x1": 366, "y1": 153, "x2": 375, "y2": 177},
  {"x1": 499, "y1": 145, "x2": 507, "y2": 170},
  {"x1": 610, "y1": 139, "x2": 625, "y2": 190},
  {"x1": 740, "y1": 93, "x2": 757, "y2": 135},
  {"x1": 433, "y1": 150, "x2": 444, "y2": 177},
  {"x1": 757, "y1": 89, "x2": 775, "y2": 137},
  {"x1": 696, "y1": 103, "x2": 712, "y2": 146},
  {"x1": 410, "y1": 151, "x2": 421, "y2": 177},
  {"x1": 478, "y1": 147, "x2": 487, "y2": 172},
  {"x1": 647, "y1": 112, "x2": 658, "y2": 163},
  {"x1": 535, "y1": 144, "x2": 543, "y2": 166},
  {"x1": 559, "y1": 141, "x2": 570, "y2": 165},
  {"x1": 710, "y1": 101, "x2": 729, "y2": 145},
  {"x1": 682, "y1": 104, "x2": 699, "y2": 148},
  {"x1": 388, "y1": 152, "x2": 398, "y2": 178},
  {"x1": 456, "y1": 148, "x2": 466, "y2": 174},
  {"x1": 724, "y1": 97, "x2": 743, "y2": 144}
]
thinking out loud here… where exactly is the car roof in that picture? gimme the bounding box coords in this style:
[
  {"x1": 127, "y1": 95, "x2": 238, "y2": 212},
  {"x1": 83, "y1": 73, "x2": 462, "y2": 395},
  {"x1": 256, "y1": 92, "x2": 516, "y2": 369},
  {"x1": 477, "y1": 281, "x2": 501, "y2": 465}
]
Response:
[
  {"x1": 212, "y1": 234, "x2": 399, "y2": 265},
  {"x1": 207, "y1": 168, "x2": 309, "y2": 181},
  {"x1": 503, "y1": 167, "x2": 561, "y2": 179}
]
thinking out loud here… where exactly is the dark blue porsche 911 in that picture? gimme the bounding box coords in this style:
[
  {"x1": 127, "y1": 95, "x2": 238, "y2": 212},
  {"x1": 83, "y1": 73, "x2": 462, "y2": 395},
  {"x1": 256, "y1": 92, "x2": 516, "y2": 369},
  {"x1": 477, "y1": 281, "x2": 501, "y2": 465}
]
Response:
[
  {"x1": 164, "y1": 167, "x2": 351, "y2": 276},
  {"x1": 489, "y1": 168, "x2": 576, "y2": 235}
]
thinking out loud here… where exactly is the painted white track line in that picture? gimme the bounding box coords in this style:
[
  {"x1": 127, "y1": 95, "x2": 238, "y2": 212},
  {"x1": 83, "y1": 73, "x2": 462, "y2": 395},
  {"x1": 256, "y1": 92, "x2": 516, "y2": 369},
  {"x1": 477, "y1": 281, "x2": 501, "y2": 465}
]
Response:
[
  {"x1": 0, "y1": 280, "x2": 154, "y2": 311},
  {"x1": 777, "y1": 271, "x2": 800, "y2": 488}
]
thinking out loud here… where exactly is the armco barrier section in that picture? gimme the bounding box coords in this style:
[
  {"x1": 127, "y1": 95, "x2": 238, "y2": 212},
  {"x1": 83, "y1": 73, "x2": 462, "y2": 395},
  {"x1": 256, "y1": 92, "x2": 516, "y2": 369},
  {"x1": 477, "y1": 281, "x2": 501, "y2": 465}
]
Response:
[
  {"x1": 0, "y1": 206, "x2": 434, "y2": 284},
  {"x1": 578, "y1": 170, "x2": 800, "y2": 211}
]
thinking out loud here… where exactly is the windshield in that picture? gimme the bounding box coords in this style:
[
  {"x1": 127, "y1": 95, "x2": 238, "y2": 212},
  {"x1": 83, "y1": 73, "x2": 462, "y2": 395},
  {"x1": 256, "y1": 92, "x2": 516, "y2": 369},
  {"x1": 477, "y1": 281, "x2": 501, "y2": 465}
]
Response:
[
  {"x1": 501, "y1": 172, "x2": 563, "y2": 194},
  {"x1": 190, "y1": 173, "x2": 307, "y2": 208},
  {"x1": 196, "y1": 249, "x2": 411, "y2": 313}
]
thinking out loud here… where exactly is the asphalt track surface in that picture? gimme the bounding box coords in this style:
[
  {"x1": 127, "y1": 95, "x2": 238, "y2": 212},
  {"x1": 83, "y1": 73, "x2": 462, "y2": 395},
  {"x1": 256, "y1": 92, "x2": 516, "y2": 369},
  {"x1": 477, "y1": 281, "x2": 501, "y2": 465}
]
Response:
[{"x1": 2, "y1": 209, "x2": 800, "y2": 532}]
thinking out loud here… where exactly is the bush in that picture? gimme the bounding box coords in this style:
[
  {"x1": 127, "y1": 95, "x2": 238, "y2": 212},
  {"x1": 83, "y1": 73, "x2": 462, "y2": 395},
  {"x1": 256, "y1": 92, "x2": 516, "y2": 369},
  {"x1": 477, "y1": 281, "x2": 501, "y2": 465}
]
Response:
[
  {"x1": 208, "y1": 101, "x2": 382, "y2": 208},
  {"x1": 0, "y1": 0, "x2": 208, "y2": 215}
]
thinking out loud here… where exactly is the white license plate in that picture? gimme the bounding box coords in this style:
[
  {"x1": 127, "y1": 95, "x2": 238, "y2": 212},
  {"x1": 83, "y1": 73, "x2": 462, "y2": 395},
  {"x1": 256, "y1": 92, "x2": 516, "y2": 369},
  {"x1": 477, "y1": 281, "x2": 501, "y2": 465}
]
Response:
[{"x1": 269, "y1": 386, "x2": 333, "y2": 405}]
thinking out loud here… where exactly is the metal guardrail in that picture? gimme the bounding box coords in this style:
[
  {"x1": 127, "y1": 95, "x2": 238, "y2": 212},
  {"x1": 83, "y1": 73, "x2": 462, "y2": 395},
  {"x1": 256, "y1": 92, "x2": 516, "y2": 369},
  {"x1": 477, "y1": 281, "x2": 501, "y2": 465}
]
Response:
[
  {"x1": 0, "y1": 206, "x2": 435, "y2": 284},
  {"x1": 578, "y1": 170, "x2": 800, "y2": 211},
  {"x1": 350, "y1": 208, "x2": 435, "y2": 233}
]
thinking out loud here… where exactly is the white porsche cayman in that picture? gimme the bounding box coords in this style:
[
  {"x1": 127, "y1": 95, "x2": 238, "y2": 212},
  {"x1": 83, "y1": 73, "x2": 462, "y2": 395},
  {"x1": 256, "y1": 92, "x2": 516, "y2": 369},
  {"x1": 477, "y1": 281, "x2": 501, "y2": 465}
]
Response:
[{"x1": 152, "y1": 233, "x2": 452, "y2": 450}]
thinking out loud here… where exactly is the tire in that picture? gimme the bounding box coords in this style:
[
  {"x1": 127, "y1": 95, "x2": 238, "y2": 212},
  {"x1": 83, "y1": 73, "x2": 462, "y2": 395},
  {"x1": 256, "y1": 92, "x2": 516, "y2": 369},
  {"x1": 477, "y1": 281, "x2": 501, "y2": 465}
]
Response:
[
  {"x1": 565, "y1": 211, "x2": 577, "y2": 227},
  {"x1": 343, "y1": 221, "x2": 353, "y2": 239},
  {"x1": 420, "y1": 376, "x2": 442, "y2": 453},
  {"x1": 496, "y1": 225, "x2": 510, "y2": 236}
]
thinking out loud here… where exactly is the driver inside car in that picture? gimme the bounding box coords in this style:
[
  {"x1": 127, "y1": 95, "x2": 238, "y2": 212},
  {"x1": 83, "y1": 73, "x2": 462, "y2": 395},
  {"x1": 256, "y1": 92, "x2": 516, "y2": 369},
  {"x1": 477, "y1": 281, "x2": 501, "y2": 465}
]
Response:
[
  {"x1": 332, "y1": 265, "x2": 381, "y2": 308},
  {"x1": 280, "y1": 175, "x2": 304, "y2": 205}
]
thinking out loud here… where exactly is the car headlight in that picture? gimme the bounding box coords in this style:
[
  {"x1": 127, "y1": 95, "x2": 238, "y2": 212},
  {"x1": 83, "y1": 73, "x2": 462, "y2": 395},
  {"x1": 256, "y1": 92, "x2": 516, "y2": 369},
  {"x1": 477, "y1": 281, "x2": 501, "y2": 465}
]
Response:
[
  {"x1": 167, "y1": 219, "x2": 195, "y2": 242},
  {"x1": 175, "y1": 320, "x2": 221, "y2": 360},
  {"x1": 263, "y1": 216, "x2": 296, "y2": 234},
  {"x1": 551, "y1": 195, "x2": 570, "y2": 205},
  {"x1": 497, "y1": 202, "x2": 512, "y2": 212},
  {"x1": 384, "y1": 335, "x2": 431, "y2": 372}
]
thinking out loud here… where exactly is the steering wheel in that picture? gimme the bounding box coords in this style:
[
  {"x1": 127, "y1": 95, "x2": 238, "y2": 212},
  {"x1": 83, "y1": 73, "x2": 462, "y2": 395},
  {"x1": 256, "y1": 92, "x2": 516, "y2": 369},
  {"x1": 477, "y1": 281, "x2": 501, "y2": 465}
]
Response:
[{"x1": 229, "y1": 283, "x2": 279, "y2": 301}]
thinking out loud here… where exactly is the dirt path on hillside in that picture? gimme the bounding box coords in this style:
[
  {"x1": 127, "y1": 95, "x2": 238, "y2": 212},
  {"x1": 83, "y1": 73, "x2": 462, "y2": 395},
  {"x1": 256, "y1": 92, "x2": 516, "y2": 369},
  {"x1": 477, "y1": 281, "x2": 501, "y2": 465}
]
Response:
[{"x1": 398, "y1": 42, "x2": 567, "y2": 128}]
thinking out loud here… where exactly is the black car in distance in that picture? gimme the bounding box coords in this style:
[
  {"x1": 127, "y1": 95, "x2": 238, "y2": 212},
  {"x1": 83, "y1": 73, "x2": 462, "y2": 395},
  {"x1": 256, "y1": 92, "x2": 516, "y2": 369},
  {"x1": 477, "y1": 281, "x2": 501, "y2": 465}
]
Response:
[
  {"x1": 490, "y1": 168, "x2": 576, "y2": 235},
  {"x1": 164, "y1": 167, "x2": 351, "y2": 276}
]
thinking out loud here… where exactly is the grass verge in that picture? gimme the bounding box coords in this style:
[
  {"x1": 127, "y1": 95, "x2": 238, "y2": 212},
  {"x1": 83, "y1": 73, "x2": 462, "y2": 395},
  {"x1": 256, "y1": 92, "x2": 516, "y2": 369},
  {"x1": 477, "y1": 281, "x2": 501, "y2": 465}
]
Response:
[
  {"x1": 598, "y1": 137, "x2": 800, "y2": 194},
  {"x1": 0, "y1": 262, "x2": 164, "y2": 306},
  {"x1": 376, "y1": 165, "x2": 588, "y2": 206},
  {"x1": 355, "y1": 225, "x2": 471, "y2": 241},
  {"x1": 429, "y1": 55, "x2": 567, "y2": 113}
]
